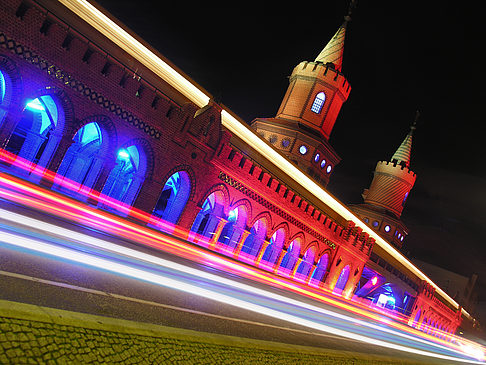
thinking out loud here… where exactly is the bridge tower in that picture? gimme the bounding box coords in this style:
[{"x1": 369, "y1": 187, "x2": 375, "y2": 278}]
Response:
[
  {"x1": 350, "y1": 114, "x2": 419, "y2": 249},
  {"x1": 251, "y1": 6, "x2": 355, "y2": 187}
]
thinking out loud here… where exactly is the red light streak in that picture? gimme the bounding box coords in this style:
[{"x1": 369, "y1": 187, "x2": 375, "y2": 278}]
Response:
[{"x1": 0, "y1": 148, "x2": 483, "y2": 356}]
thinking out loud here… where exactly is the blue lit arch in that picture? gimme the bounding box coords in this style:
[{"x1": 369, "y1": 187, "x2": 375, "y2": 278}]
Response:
[
  {"x1": 0, "y1": 56, "x2": 22, "y2": 132},
  {"x1": 259, "y1": 226, "x2": 286, "y2": 268},
  {"x1": 191, "y1": 189, "x2": 225, "y2": 239},
  {"x1": 218, "y1": 201, "x2": 249, "y2": 250},
  {"x1": 240, "y1": 216, "x2": 269, "y2": 258},
  {"x1": 151, "y1": 170, "x2": 192, "y2": 225},
  {"x1": 310, "y1": 92, "x2": 326, "y2": 114},
  {"x1": 294, "y1": 244, "x2": 317, "y2": 281},
  {"x1": 333, "y1": 264, "x2": 350, "y2": 295},
  {"x1": 5, "y1": 93, "x2": 66, "y2": 174},
  {"x1": 309, "y1": 252, "x2": 330, "y2": 287},
  {"x1": 54, "y1": 121, "x2": 108, "y2": 197},
  {"x1": 0, "y1": 68, "x2": 10, "y2": 125},
  {"x1": 277, "y1": 236, "x2": 302, "y2": 277},
  {"x1": 100, "y1": 144, "x2": 147, "y2": 209}
]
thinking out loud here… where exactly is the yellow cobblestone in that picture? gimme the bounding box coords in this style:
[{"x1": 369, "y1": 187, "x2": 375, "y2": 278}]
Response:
[{"x1": 0, "y1": 299, "x2": 450, "y2": 364}]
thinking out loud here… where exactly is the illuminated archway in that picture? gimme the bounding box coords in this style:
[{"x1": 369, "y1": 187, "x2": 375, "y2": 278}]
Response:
[
  {"x1": 5, "y1": 95, "x2": 65, "y2": 172},
  {"x1": 191, "y1": 190, "x2": 225, "y2": 239},
  {"x1": 151, "y1": 171, "x2": 191, "y2": 224},
  {"x1": 309, "y1": 253, "x2": 329, "y2": 287},
  {"x1": 333, "y1": 264, "x2": 350, "y2": 295},
  {"x1": 54, "y1": 122, "x2": 104, "y2": 196},
  {"x1": 277, "y1": 237, "x2": 301, "y2": 277},
  {"x1": 294, "y1": 245, "x2": 316, "y2": 282},
  {"x1": 101, "y1": 145, "x2": 147, "y2": 209},
  {"x1": 259, "y1": 227, "x2": 285, "y2": 268},
  {"x1": 0, "y1": 68, "x2": 11, "y2": 126},
  {"x1": 218, "y1": 203, "x2": 248, "y2": 250},
  {"x1": 240, "y1": 217, "x2": 268, "y2": 259}
]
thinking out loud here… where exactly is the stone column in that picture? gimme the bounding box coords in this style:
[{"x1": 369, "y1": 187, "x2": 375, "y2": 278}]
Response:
[
  {"x1": 254, "y1": 240, "x2": 270, "y2": 266},
  {"x1": 273, "y1": 250, "x2": 287, "y2": 274},
  {"x1": 207, "y1": 218, "x2": 228, "y2": 251},
  {"x1": 232, "y1": 229, "x2": 251, "y2": 259}
]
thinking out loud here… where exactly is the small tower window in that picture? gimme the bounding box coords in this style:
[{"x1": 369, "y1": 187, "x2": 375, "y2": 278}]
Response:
[
  {"x1": 326, "y1": 164, "x2": 332, "y2": 174},
  {"x1": 299, "y1": 145, "x2": 308, "y2": 155},
  {"x1": 311, "y1": 92, "x2": 326, "y2": 114},
  {"x1": 314, "y1": 153, "x2": 320, "y2": 162},
  {"x1": 320, "y1": 159, "x2": 326, "y2": 168}
]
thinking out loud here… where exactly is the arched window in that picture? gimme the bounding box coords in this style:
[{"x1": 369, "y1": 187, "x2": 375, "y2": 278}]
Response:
[
  {"x1": 240, "y1": 218, "x2": 267, "y2": 259},
  {"x1": 0, "y1": 69, "x2": 10, "y2": 126},
  {"x1": 5, "y1": 95, "x2": 64, "y2": 173},
  {"x1": 101, "y1": 145, "x2": 146, "y2": 209},
  {"x1": 333, "y1": 265, "x2": 350, "y2": 295},
  {"x1": 54, "y1": 122, "x2": 104, "y2": 197},
  {"x1": 191, "y1": 191, "x2": 225, "y2": 239},
  {"x1": 294, "y1": 246, "x2": 316, "y2": 282},
  {"x1": 277, "y1": 238, "x2": 301, "y2": 277},
  {"x1": 218, "y1": 204, "x2": 248, "y2": 250},
  {"x1": 309, "y1": 253, "x2": 329, "y2": 287},
  {"x1": 259, "y1": 228, "x2": 285, "y2": 269},
  {"x1": 310, "y1": 92, "x2": 326, "y2": 114},
  {"x1": 151, "y1": 171, "x2": 191, "y2": 225}
]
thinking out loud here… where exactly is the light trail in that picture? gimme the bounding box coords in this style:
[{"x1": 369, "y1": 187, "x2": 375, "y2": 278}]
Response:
[
  {"x1": 0, "y1": 174, "x2": 484, "y2": 362},
  {"x1": 0, "y1": 212, "x2": 483, "y2": 363},
  {"x1": 0, "y1": 147, "x2": 479, "y2": 350},
  {"x1": 0, "y1": 165, "x2": 480, "y2": 348},
  {"x1": 56, "y1": 0, "x2": 471, "y2": 318}
]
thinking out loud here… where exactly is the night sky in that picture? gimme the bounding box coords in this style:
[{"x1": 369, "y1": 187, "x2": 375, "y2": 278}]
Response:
[{"x1": 94, "y1": 0, "x2": 486, "y2": 320}]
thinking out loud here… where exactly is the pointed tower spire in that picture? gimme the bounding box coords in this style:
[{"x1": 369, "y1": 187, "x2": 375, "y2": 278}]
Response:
[
  {"x1": 314, "y1": 0, "x2": 356, "y2": 72},
  {"x1": 391, "y1": 110, "x2": 419, "y2": 168},
  {"x1": 314, "y1": 23, "x2": 347, "y2": 72}
]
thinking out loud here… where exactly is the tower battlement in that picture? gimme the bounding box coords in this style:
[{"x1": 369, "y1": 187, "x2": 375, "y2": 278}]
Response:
[
  {"x1": 292, "y1": 61, "x2": 351, "y2": 98},
  {"x1": 375, "y1": 160, "x2": 417, "y2": 183}
]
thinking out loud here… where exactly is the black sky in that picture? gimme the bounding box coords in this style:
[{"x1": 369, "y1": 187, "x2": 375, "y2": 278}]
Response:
[{"x1": 94, "y1": 0, "x2": 486, "y2": 319}]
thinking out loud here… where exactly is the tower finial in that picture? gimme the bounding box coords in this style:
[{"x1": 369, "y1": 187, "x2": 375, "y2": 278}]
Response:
[
  {"x1": 314, "y1": 0, "x2": 357, "y2": 71},
  {"x1": 344, "y1": 0, "x2": 357, "y2": 23},
  {"x1": 411, "y1": 109, "x2": 419, "y2": 132}
]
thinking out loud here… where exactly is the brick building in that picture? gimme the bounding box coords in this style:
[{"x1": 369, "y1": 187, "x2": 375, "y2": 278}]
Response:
[{"x1": 0, "y1": 0, "x2": 474, "y2": 338}]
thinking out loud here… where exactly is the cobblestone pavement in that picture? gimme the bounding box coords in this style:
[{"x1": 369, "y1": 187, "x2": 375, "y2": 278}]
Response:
[{"x1": 0, "y1": 300, "x2": 445, "y2": 364}]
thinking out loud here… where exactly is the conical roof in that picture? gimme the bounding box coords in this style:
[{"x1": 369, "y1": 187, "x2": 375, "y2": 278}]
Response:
[
  {"x1": 314, "y1": 22, "x2": 347, "y2": 72},
  {"x1": 391, "y1": 122, "x2": 417, "y2": 168}
]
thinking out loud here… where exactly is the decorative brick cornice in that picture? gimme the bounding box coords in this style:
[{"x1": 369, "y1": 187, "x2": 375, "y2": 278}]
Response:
[
  {"x1": 218, "y1": 171, "x2": 336, "y2": 249},
  {"x1": 0, "y1": 32, "x2": 161, "y2": 140}
]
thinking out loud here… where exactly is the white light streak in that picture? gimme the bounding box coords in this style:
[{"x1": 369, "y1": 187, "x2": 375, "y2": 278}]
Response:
[{"x1": 0, "y1": 208, "x2": 482, "y2": 363}]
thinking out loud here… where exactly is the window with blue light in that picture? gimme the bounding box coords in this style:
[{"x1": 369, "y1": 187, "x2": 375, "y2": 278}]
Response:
[
  {"x1": 310, "y1": 254, "x2": 329, "y2": 285},
  {"x1": 101, "y1": 145, "x2": 146, "y2": 210},
  {"x1": 241, "y1": 218, "x2": 267, "y2": 257},
  {"x1": 54, "y1": 122, "x2": 103, "y2": 195},
  {"x1": 310, "y1": 92, "x2": 326, "y2": 113},
  {"x1": 191, "y1": 192, "x2": 225, "y2": 239},
  {"x1": 278, "y1": 239, "x2": 301, "y2": 277},
  {"x1": 295, "y1": 247, "x2": 316, "y2": 280},
  {"x1": 402, "y1": 192, "x2": 409, "y2": 206},
  {"x1": 314, "y1": 153, "x2": 320, "y2": 163},
  {"x1": 260, "y1": 228, "x2": 285, "y2": 265},
  {"x1": 151, "y1": 171, "x2": 191, "y2": 225},
  {"x1": 5, "y1": 95, "x2": 61, "y2": 169},
  {"x1": 0, "y1": 69, "x2": 9, "y2": 127},
  {"x1": 333, "y1": 265, "x2": 350, "y2": 295},
  {"x1": 299, "y1": 145, "x2": 308, "y2": 155},
  {"x1": 218, "y1": 206, "x2": 247, "y2": 249},
  {"x1": 320, "y1": 159, "x2": 326, "y2": 168},
  {"x1": 326, "y1": 164, "x2": 332, "y2": 174},
  {"x1": 0, "y1": 70, "x2": 6, "y2": 104}
]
